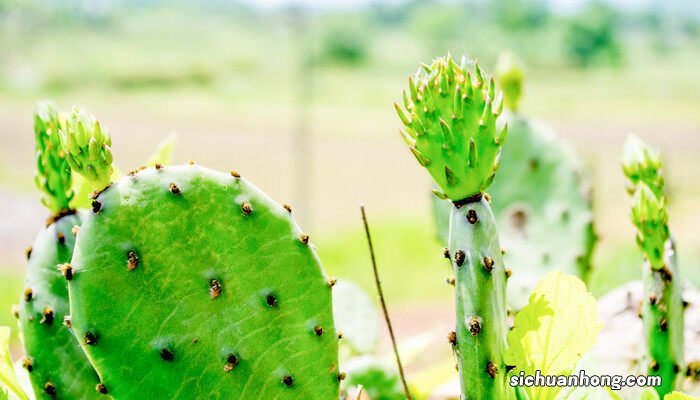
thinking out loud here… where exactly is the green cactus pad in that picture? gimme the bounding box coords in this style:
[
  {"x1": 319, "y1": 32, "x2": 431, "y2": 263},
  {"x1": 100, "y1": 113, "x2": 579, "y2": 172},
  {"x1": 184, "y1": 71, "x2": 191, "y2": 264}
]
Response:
[
  {"x1": 432, "y1": 115, "x2": 595, "y2": 310},
  {"x1": 631, "y1": 184, "x2": 670, "y2": 270},
  {"x1": 449, "y1": 198, "x2": 509, "y2": 399},
  {"x1": 67, "y1": 165, "x2": 339, "y2": 399},
  {"x1": 18, "y1": 212, "x2": 102, "y2": 399},
  {"x1": 395, "y1": 54, "x2": 508, "y2": 201},
  {"x1": 34, "y1": 102, "x2": 73, "y2": 214}
]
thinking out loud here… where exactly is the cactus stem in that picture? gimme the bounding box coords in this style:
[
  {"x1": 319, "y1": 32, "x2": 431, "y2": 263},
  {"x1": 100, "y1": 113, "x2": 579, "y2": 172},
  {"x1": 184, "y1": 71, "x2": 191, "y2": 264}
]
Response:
[
  {"x1": 160, "y1": 348, "x2": 175, "y2": 361},
  {"x1": 209, "y1": 280, "x2": 222, "y2": 299},
  {"x1": 96, "y1": 383, "x2": 108, "y2": 394},
  {"x1": 454, "y1": 250, "x2": 466, "y2": 267},
  {"x1": 169, "y1": 183, "x2": 181, "y2": 195},
  {"x1": 84, "y1": 332, "x2": 98, "y2": 345},
  {"x1": 24, "y1": 288, "x2": 33, "y2": 302}
]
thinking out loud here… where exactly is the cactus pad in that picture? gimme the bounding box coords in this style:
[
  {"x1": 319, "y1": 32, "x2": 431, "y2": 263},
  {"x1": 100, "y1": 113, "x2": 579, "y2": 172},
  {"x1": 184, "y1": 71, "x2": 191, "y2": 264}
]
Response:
[
  {"x1": 395, "y1": 54, "x2": 508, "y2": 201},
  {"x1": 67, "y1": 165, "x2": 339, "y2": 399},
  {"x1": 18, "y1": 212, "x2": 102, "y2": 399},
  {"x1": 487, "y1": 115, "x2": 595, "y2": 309}
]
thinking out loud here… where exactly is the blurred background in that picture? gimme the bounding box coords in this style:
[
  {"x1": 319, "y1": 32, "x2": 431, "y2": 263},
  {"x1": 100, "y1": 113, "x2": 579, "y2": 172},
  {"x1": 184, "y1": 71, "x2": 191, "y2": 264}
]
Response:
[{"x1": 0, "y1": 0, "x2": 699, "y2": 370}]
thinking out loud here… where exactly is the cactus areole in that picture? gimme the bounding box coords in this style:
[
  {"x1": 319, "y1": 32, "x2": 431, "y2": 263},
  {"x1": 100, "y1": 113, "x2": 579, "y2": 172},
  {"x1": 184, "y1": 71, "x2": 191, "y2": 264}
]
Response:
[
  {"x1": 396, "y1": 55, "x2": 509, "y2": 399},
  {"x1": 59, "y1": 108, "x2": 339, "y2": 399}
]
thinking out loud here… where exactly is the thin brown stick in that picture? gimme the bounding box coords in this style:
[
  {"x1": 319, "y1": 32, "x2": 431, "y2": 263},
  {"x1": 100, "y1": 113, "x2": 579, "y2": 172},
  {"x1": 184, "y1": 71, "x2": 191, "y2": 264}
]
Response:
[{"x1": 360, "y1": 205, "x2": 412, "y2": 400}]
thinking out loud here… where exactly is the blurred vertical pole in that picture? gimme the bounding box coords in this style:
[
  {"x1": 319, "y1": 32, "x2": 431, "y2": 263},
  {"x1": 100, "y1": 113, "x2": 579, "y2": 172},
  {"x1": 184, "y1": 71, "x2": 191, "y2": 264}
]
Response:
[{"x1": 289, "y1": 6, "x2": 313, "y2": 229}]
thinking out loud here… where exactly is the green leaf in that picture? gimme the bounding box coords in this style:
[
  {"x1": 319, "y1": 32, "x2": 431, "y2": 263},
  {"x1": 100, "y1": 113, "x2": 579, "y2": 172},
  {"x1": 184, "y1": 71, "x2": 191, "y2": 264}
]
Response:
[
  {"x1": 665, "y1": 393, "x2": 699, "y2": 400},
  {"x1": 506, "y1": 272, "x2": 603, "y2": 400},
  {"x1": 0, "y1": 327, "x2": 28, "y2": 400}
]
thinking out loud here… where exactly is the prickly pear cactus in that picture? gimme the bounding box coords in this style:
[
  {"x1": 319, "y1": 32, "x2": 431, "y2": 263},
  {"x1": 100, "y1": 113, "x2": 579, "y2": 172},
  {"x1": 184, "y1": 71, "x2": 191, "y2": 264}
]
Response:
[
  {"x1": 61, "y1": 108, "x2": 340, "y2": 399},
  {"x1": 431, "y1": 53, "x2": 595, "y2": 310},
  {"x1": 395, "y1": 54, "x2": 510, "y2": 399},
  {"x1": 16, "y1": 102, "x2": 102, "y2": 399},
  {"x1": 623, "y1": 135, "x2": 684, "y2": 397}
]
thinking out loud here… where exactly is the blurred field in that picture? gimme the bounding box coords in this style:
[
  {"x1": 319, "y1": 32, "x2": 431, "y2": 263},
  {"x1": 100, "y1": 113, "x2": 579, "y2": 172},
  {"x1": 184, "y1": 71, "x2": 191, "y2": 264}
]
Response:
[{"x1": 1, "y1": 1, "x2": 700, "y2": 356}]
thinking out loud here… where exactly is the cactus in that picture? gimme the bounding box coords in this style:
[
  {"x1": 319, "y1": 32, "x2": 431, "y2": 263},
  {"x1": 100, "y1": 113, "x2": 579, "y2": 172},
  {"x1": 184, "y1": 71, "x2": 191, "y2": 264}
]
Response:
[
  {"x1": 16, "y1": 102, "x2": 102, "y2": 399},
  {"x1": 395, "y1": 54, "x2": 509, "y2": 399},
  {"x1": 61, "y1": 108, "x2": 340, "y2": 399},
  {"x1": 623, "y1": 135, "x2": 684, "y2": 397},
  {"x1": 432, "y1": 53, "x2": 595, "y2": 310}
]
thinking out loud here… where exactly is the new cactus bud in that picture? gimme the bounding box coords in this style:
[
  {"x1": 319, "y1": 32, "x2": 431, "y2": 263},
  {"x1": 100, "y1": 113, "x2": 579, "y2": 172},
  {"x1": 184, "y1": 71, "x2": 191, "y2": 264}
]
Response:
[
  {"x1": 494, "y1": 51, "x2": 525, "y2": 113},
  {"x1": 59, "y1": 107, "x2": 113, "y2": 193},
  {"x1": 33, "y1": 101, "x2": 73, "y2": 214},
  {"x1": 622, "y1": 135, "x2": 684, "y2": 397},
  {"x1": 395, "y1": 54, "x2": 508, "y2": 201},
  {"x1": 396, "y1": 54, "x2": 509, "y2": 399}
]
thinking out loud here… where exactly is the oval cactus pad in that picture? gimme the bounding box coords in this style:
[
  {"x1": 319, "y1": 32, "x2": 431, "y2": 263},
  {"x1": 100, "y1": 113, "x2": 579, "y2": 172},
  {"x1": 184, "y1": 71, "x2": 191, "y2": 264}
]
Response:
[
  {"x1": 68, "y1": 164, "x2": 339, "y2": 399},
  {"x1": 19, "y1": 213, "x2": 102, "y2": 399}
]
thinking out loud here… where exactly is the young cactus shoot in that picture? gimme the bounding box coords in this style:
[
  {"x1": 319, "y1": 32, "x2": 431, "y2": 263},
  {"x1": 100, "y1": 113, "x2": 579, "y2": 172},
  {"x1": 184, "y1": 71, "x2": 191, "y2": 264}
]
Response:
[
  {"x1": 396, "y1": 54, "x2": 509, "y2": 399},
  {"x1": 623, "y1": 135, "x2": 684, "y2": 397},
  {"x1": 34, "y1": 101, "x2": 73, "y2": 215},
  {"x1": 59, "y1": 107, "x2": 114, "y2": 194},
  {"x1": 395, "y1": 54, "x2": 508, "y2": 202}
]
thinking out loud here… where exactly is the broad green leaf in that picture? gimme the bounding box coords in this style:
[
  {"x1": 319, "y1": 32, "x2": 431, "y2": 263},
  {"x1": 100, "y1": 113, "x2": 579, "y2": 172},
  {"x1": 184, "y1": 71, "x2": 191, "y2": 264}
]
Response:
[
  {"x1": 506, "y1": 272, "x2": 603, "y2": 400},
  {"x1": 0, "y1": 327, "x2": 28, "y2": 400},
  {"x1": 665, "y1": 393, "x2": 699, "y2": 400}
]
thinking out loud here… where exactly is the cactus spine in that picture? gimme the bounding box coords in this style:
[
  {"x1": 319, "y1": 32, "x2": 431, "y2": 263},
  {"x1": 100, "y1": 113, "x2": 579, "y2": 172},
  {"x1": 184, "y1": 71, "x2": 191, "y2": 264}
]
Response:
[
  {"x1": 623, "y1": 135, "x2": 684, "y2": 397},
  {"x1": 61, "y1": 108, "x2": 340, "y2": 399},
  {"x1": 17, "y1": 102, "x2": 101, "y2": 399},
  {"x1": 395, "y1": 54, "x2": 509, "y2": 399}
]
